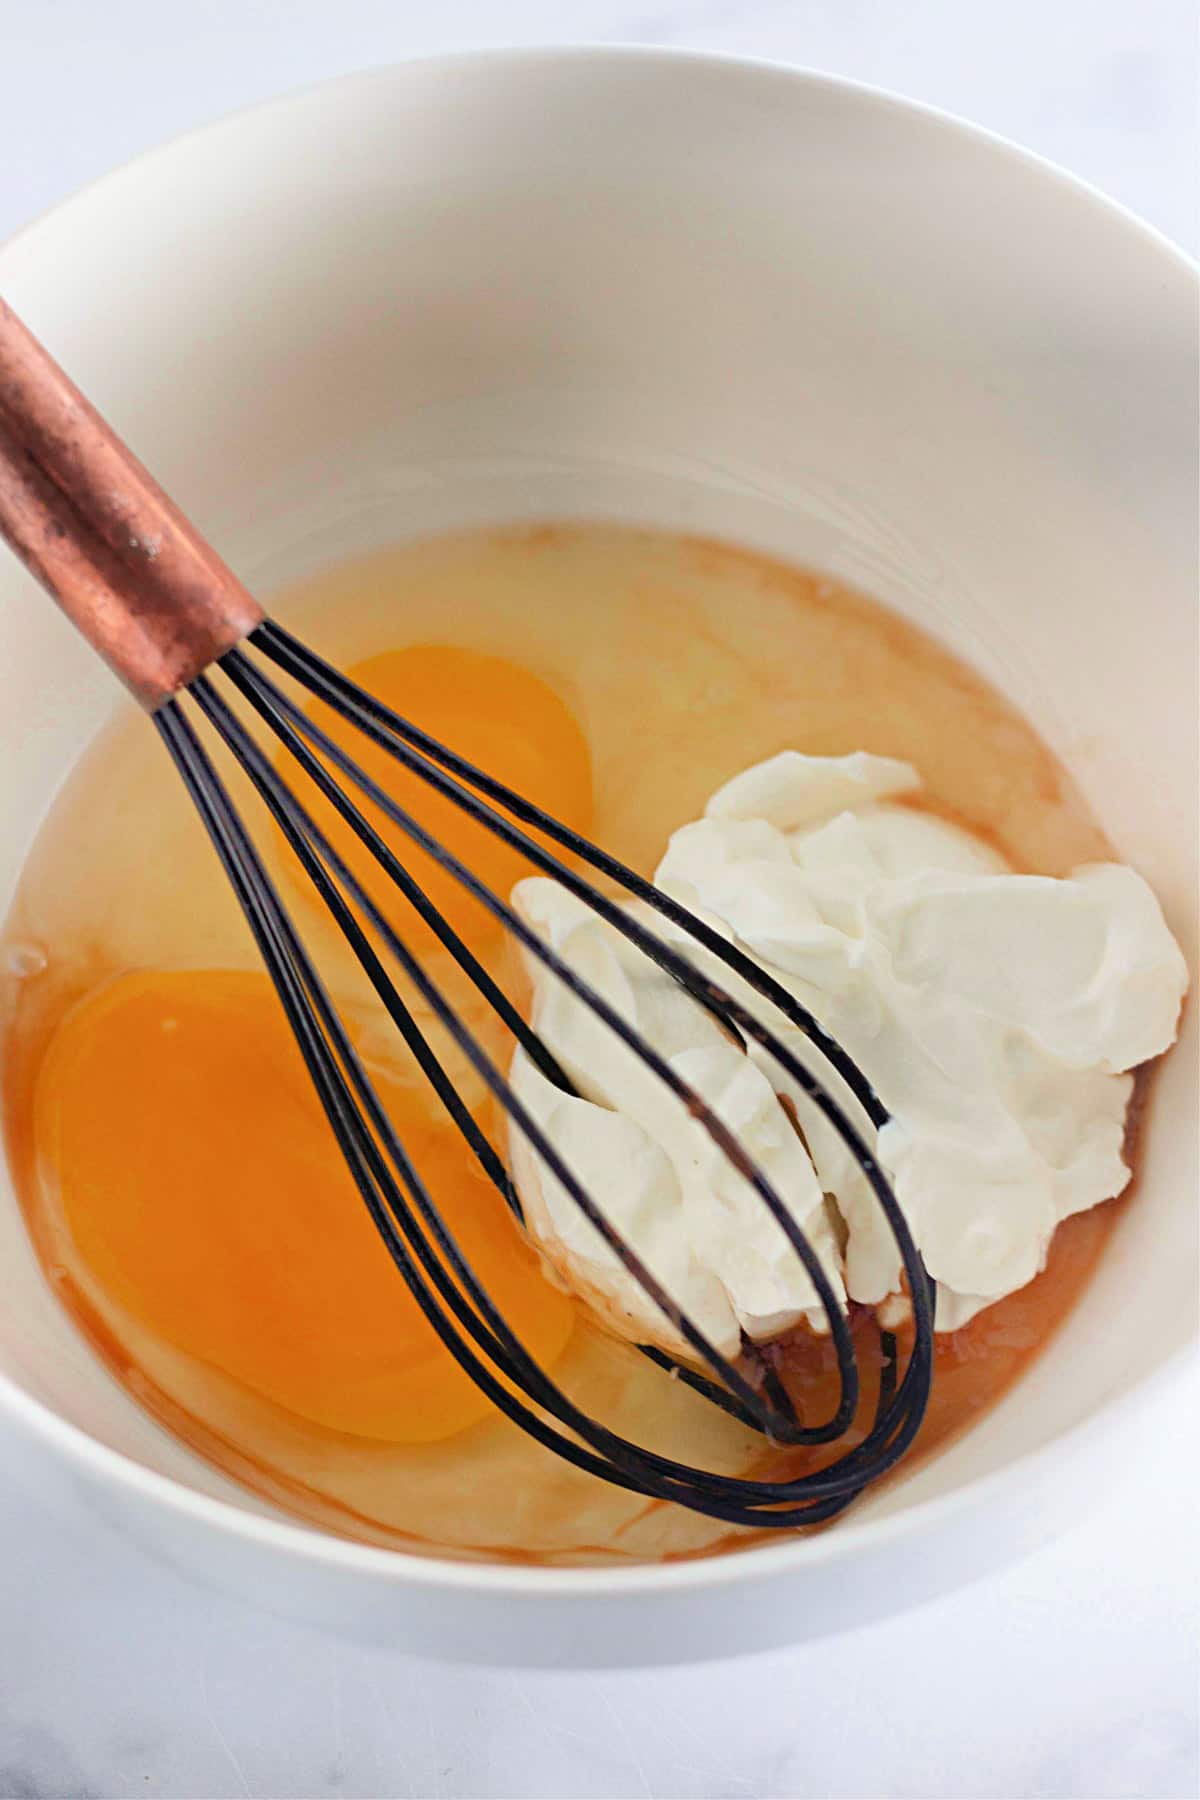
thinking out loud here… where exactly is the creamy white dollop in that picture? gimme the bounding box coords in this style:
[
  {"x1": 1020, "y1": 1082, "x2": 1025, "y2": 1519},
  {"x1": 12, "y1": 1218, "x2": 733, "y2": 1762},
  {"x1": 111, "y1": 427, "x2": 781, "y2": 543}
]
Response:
[{"x1": 509, "y1": 753, "x2": 1188, "y2": 1355}]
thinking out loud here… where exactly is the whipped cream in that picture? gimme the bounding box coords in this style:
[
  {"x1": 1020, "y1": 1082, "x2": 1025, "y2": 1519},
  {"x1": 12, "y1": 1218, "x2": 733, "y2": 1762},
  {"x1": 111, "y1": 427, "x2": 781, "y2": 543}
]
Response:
[{"x1": 508, "y1": 753, "x2": 1188, "y2": 1355}]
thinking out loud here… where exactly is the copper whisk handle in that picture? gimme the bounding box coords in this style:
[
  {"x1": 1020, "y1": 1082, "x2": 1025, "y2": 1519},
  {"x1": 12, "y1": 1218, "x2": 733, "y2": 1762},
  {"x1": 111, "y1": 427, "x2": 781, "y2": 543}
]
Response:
[{"x1": 0, "y1": 296, "x2": 261, "y2": 709}]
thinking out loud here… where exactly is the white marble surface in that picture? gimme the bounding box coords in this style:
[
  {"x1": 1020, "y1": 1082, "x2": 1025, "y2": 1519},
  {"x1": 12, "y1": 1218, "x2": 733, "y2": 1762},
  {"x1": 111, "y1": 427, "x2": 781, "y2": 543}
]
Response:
[
  {"x1": 2, "y1": 1382, "x2": 1197, "y2": 1800},
  {"x1": 1, "y1": 3, "x2": 1197, "y2": 1797}
]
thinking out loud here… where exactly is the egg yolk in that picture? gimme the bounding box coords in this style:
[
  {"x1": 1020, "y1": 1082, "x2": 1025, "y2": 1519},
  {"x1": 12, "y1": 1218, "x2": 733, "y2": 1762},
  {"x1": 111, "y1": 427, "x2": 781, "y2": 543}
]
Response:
[
  {"x1": 34, "y1": 968, "x2": 575, "y2": 1442},
  {"x1": 282, "y1": 645, "x2": 593, "y2": 957}
]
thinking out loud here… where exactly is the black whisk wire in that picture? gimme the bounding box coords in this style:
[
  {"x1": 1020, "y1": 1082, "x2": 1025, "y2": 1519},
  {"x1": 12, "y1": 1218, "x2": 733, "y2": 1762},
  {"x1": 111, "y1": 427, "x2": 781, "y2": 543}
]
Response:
[{"x1": 150, "y1": 623, "x2": 935, "y2": 1528}]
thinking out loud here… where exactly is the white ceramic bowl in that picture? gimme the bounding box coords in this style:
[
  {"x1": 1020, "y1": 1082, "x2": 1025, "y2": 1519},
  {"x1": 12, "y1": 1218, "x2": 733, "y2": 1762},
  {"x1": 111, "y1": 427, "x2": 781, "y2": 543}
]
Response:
[{"x1": 0, "y1": 50, "x2": 1196, "y2": 1668}]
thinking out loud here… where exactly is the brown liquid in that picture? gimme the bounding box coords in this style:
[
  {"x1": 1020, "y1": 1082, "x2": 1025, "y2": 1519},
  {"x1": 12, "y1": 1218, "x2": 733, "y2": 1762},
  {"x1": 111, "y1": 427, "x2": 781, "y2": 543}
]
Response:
[{"x1": 0, "y1": 524, "x2": 1128, "y2": 1565}]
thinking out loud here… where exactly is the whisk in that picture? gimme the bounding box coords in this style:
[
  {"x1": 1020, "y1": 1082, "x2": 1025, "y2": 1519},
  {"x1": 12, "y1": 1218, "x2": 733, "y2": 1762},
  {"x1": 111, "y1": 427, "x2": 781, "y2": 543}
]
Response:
[{"x1": 0, "y1": 296, "x2": 934, "y2": 1529}]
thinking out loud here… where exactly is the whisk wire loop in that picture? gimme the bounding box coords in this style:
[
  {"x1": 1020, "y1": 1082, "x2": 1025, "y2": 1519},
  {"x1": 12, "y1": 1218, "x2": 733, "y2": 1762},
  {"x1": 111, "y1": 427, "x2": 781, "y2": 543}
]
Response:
[
  {"x1": 159, "y1": 690, "x2": 927, "y2": 1523},
  {"x1": 146, "y1": 632, "x2": 936, "y2": 1523}
]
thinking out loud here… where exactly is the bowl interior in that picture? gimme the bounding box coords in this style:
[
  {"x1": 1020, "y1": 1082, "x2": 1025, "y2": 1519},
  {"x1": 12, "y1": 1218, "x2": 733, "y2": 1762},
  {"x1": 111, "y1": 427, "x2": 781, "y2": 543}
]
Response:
[{"x1": 0, "y1": 54, "x2": 1196, "y2": 1562}]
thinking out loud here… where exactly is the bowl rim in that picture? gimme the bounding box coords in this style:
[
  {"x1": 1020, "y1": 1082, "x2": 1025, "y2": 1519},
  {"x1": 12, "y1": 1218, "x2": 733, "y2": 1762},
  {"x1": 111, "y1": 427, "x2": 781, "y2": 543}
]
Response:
[{"x1": 0, "y1": 43, "x2": 1196, "y2": 1598}]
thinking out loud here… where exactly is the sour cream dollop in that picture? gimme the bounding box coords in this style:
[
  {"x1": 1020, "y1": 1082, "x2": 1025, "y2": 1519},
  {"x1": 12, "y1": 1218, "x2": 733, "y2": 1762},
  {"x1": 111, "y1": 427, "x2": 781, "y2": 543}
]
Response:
[{"x1": 508, "y1": 753, "x2": 1188, "y2": 1356}]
